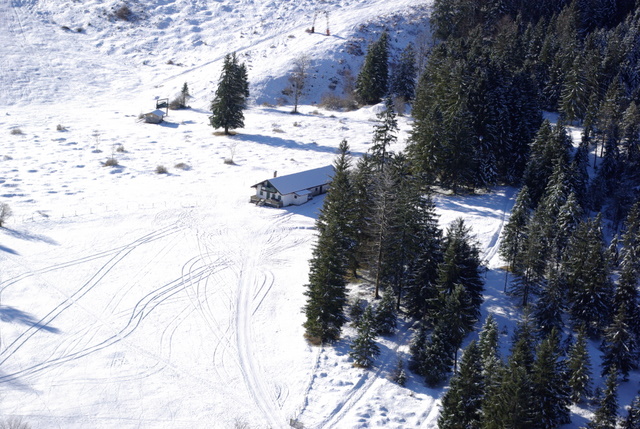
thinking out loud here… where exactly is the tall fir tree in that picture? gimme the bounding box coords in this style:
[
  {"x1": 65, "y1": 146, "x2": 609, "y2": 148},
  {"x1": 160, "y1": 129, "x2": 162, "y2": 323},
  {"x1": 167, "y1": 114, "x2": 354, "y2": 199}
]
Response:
[
  {"x1": 600, "y1": 303, "x2": 637, "y2": 381},
  {"x1": 390, "y1": 43, "x2": 417, "y2": 102},
  {"x1": 438, "y1": 341, "x2": 484, "y2": 429},
  {"x1": 567, "y1": 326, "x2": 593, "y2": 403},
  {"x1": 533, "y1": 268, "x2": 567, "y2": 336},
  {"x1": 437, "y1": 218, "x2": 484, "y2": 317},
  {"x1": 409, "y1": 321, "x2": 429, "y2": 375},
  {"x1": 586, "y1": 366, "x2": 619, "y2": 429},
  {"x1": 209, "y1": 52, "x2": 249, "y2": 135},
  {"x1": 403, "y1": 191, "x2": 443, "y2": 320},
  {"x1": 500, "y1": 185, "x2": 532, "y2": 281},
  {"x1": 391, "y1": 158, "x2": 441, "y2": 312},
  {"x1": 369, "y1": 97, "x2": 398, "y2": 172},
  {"x1": 302, "y1": 142, "x2": 355, "y2": 343},
  {"x1": 564, "y1": 215, "x2": 614, "y2": 335},
  {"x1": 478, "y1": 314, "x2": 501, "y2": 375},
  {"x1": 316, "y1": 140, "x2": 357, "y2": 256},
  {"x1": 530, "y1": 329, "x2": 572, "y2": 428},
  {"x1": 355, "y1": 31, "x2": 390, "y2": 105},
  {"x1": 302, "y1": 219, "x2": 348, "y2": 343},
  {"x1": 437, "y1": 284, "x2": 477, "y2": 372},
  {"x1": 374, "y1": 287, "x2": 397, "y2": 336},
  {"x1": 622, "y1": 395, "x2": 640, "y2": 429},
  {"x1": 422, "y1": 323, "x2": 455, "y2": 387},
  {"x1": 349, "y1": 305, "x2": 380, "y2": 368}
]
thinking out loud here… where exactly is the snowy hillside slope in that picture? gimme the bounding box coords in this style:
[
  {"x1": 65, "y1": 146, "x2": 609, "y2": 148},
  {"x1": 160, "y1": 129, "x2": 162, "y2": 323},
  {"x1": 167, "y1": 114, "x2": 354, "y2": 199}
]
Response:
[
  {"x1": 1, "y1": 0, "x2": 431, "y2": 110},
  {"x1": 2, "y1": 0, "x2": 636, "y2": 428}
]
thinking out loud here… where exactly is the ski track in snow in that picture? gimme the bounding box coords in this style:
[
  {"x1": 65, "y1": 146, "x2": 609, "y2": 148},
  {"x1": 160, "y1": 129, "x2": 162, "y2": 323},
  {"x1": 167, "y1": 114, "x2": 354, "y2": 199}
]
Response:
[
  {"x1": 481, "y1": 187, "x2": 517, "y2": 267},
  {"x1": 0, "y1": 221, "x2": 188, "y2": 382}
]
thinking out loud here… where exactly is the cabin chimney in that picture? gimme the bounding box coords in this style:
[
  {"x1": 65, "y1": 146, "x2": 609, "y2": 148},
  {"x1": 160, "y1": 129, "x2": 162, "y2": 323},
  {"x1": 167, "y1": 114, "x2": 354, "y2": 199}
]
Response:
[{"x1": 274, "y1": 170, "x2": 278, "y2": 178}]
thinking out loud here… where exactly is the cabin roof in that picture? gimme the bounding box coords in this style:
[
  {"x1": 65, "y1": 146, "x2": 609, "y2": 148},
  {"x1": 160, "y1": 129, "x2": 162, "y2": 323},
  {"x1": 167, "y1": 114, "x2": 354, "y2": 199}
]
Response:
[{"x1": 252, "y1": 165, "x2": 334, "y2": 195}]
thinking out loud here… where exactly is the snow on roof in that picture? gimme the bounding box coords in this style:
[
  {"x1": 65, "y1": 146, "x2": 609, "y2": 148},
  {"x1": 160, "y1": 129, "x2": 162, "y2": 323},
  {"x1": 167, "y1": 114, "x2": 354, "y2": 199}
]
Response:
[
  {"x1": 146, "y1": 109, "x2": 166, "y2": 117},
  {"x1": 253, "y1": 165, "x2": 334, "y2": 195}
]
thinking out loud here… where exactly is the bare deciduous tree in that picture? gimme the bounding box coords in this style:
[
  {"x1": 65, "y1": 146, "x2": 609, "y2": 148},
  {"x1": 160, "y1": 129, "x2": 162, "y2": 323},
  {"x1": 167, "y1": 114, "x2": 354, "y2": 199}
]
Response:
[{"x1": 285, "y1": 55, "x2": 311, "y2": 114}]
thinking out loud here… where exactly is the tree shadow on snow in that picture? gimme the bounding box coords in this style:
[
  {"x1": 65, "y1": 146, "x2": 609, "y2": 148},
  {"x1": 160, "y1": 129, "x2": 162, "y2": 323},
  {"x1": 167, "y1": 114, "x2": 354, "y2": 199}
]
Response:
[
  {"x1": 0, "y1": 306, "x2": 61, "y2": 334},
  {"x1": 233, "y1": 133, "x2": 344, "y2": 154},
  {"x1": 2, "y1": 227, "x2": 58, "y2": 245},
  {"x1": 0, "y1": 244, "x2": 19, "y2": 255},
  {"x1": 434, "y1": 187, "x2": 516, "y2": 221}
]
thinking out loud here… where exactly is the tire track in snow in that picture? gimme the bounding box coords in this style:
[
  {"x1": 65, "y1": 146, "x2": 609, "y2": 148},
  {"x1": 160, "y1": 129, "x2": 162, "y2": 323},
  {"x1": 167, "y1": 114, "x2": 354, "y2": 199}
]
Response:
[
  {"x1": 0, "y1": 223, "x2": 185, "y2": 368},
  {"x1": 231, "y1": 212, "x2": 297, "y2": 427}
]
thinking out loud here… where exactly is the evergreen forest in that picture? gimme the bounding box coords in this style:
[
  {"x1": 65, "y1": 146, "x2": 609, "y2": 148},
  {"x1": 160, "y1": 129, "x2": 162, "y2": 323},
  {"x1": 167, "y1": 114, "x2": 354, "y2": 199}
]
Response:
[{"x1": 303, "y1": 0, "x2": 640, "y2": 426}]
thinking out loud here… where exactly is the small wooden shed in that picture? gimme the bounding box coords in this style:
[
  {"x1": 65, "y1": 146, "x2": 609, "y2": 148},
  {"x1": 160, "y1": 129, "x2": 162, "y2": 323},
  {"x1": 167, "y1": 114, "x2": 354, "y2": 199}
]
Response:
[{"x1": 142, "y1": 109, "x2": 166, "y2": 124}]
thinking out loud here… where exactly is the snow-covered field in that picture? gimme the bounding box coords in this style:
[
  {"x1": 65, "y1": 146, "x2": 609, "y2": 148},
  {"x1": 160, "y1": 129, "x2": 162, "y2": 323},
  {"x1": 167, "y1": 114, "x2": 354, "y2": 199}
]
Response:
[{"x1": 1, "y1": 0, "x2": 638, "y2": 428}]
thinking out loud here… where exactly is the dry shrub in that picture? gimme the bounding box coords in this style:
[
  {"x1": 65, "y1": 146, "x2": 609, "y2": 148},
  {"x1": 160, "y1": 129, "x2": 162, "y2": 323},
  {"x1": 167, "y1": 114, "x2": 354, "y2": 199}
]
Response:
[
  {"x1": 303, "y1": 333, "x2": 323, "y2": 346},
  {"x1": 10, "y1": 128, "x2": 23, "y2": 135},
  {"x1": 319, "y1": 93, "x2": 358, "y2": 111},
  {"x1": 0, "y1": 417, "x2": 31, "y2": 429},
  {"x1": 169, "y1": 98, "x2": 183, "y2": 110},
  {"x1": 56, "y1": 124, "x2": 67, "y2": 131},
  {"x1": 174, "y1": 162, "x2": 190, "y2": 170},
  {"x1": 114, "y1": 4, "x2": 133, "y2": 21},
  {"x1": 155, "y1": 165, "x2": 168, "y2": 174},
  {"x1": 103, "y1": 157, "x2": 118, "y2": 167},
  {"x1": 0, "y1": 202, "x2": 12, "y2": 228}
]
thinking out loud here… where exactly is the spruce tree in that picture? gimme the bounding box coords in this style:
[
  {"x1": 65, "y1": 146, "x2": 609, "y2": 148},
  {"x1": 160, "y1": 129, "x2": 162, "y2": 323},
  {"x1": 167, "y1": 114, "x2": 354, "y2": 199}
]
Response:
[
  {"x1": 482, "y1": 352, "x2": 536, "y2": 429},
  {"x1": 369, "y1": 97, "x2": 398, "y2": 171},
  {"x1": 437, "y1": 284, "x2": 477, "y2": 371},
  {"x1": 302, "y1": 142, "x2": 354, "y2": 343},
  {"x1": 559, "y1": 56, "x2": 588, "y2": 123},
  {"x1": 601, "y1": 303, "x2": 637, "y2": 381},
  {"x1": 567, "y1": 326, "x2": 593, "y2": 403},
  {"x1": 355, "y1": 31, "x2": 390, "y2": 105},
  {"x1": 390, "y1": 43, "x2": 417, "y2": 102},
  {"x1": 409, "y1": 321, "x2": 429, "y2": 375},
  {"x1": 404, "y1": 192, "x2": 442, "y2": 321},
  {"x1": 586, "y1": 366, "x2": 619, "y2": 429},
  {"x1": 422, "y1": 324, "x2": 455, "y2": 387},
  {"x1": 530, "y1": 329, "x2": 571, "y2": 428},
  {"x1": 386, "y1": 154, "x2": 438, "y2": 310},
  {"x1": 622, "y1": 395, "x2": 640, "y2": 429},
  {"x1": 316, "y1": 140, "x2": 357, "y2": 255},
  {"x1": 500, "y1": 185, "x2": 532, "y2": 279},
  {"x1": 438, "y1": 341, "x2": 484, "y2": 429},
  {"x1": 564, "y1": 215, "x2": 614, "y2": 335},
  {"x1": 551, "y1": 192, "x2": 583, "y2": 265},
  {"x1": 209, "y1": 53, "x2": 249, "y2": 135},
  {"x1": 533, "y1": 269, "x2": 567, "y2": 336},
  {"x1": 349, "y1": 305, "x2": 380, "y2": 368},
  {"x1": 478, "y1": 314, "x2": 501, "y2": 375},
  {"x1": 621, "y1": 202, "x2": 640, "y2": 281},
  {"x1": 302, "y1": 219, "x2": 348, "y2": 343},
  {"x1": 437, "y1": 218, "x2": 484, "y2": 317},
  {"x1": 180, "y1": 82, "x2": 190, "y2": 108},
  {"x1": 374, "y1": 287, "x2": 397, "y2": 336}
]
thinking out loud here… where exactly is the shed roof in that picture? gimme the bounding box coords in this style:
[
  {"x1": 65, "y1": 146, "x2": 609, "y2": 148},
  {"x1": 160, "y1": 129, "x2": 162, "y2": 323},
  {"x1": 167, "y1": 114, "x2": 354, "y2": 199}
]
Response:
[
  {"x1": 146, "y1": 109, "x2": 166, "y2": 117},
  {"x1": 252, "y1": 165, "x2": 334, "y2": 195}
]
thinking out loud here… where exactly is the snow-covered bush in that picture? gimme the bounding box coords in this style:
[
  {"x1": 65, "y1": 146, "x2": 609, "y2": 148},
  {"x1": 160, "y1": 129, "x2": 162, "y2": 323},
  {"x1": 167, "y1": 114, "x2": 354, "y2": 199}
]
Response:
[{"x1": 0, "y1": 202, "x2": 12, "y2": 227}]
